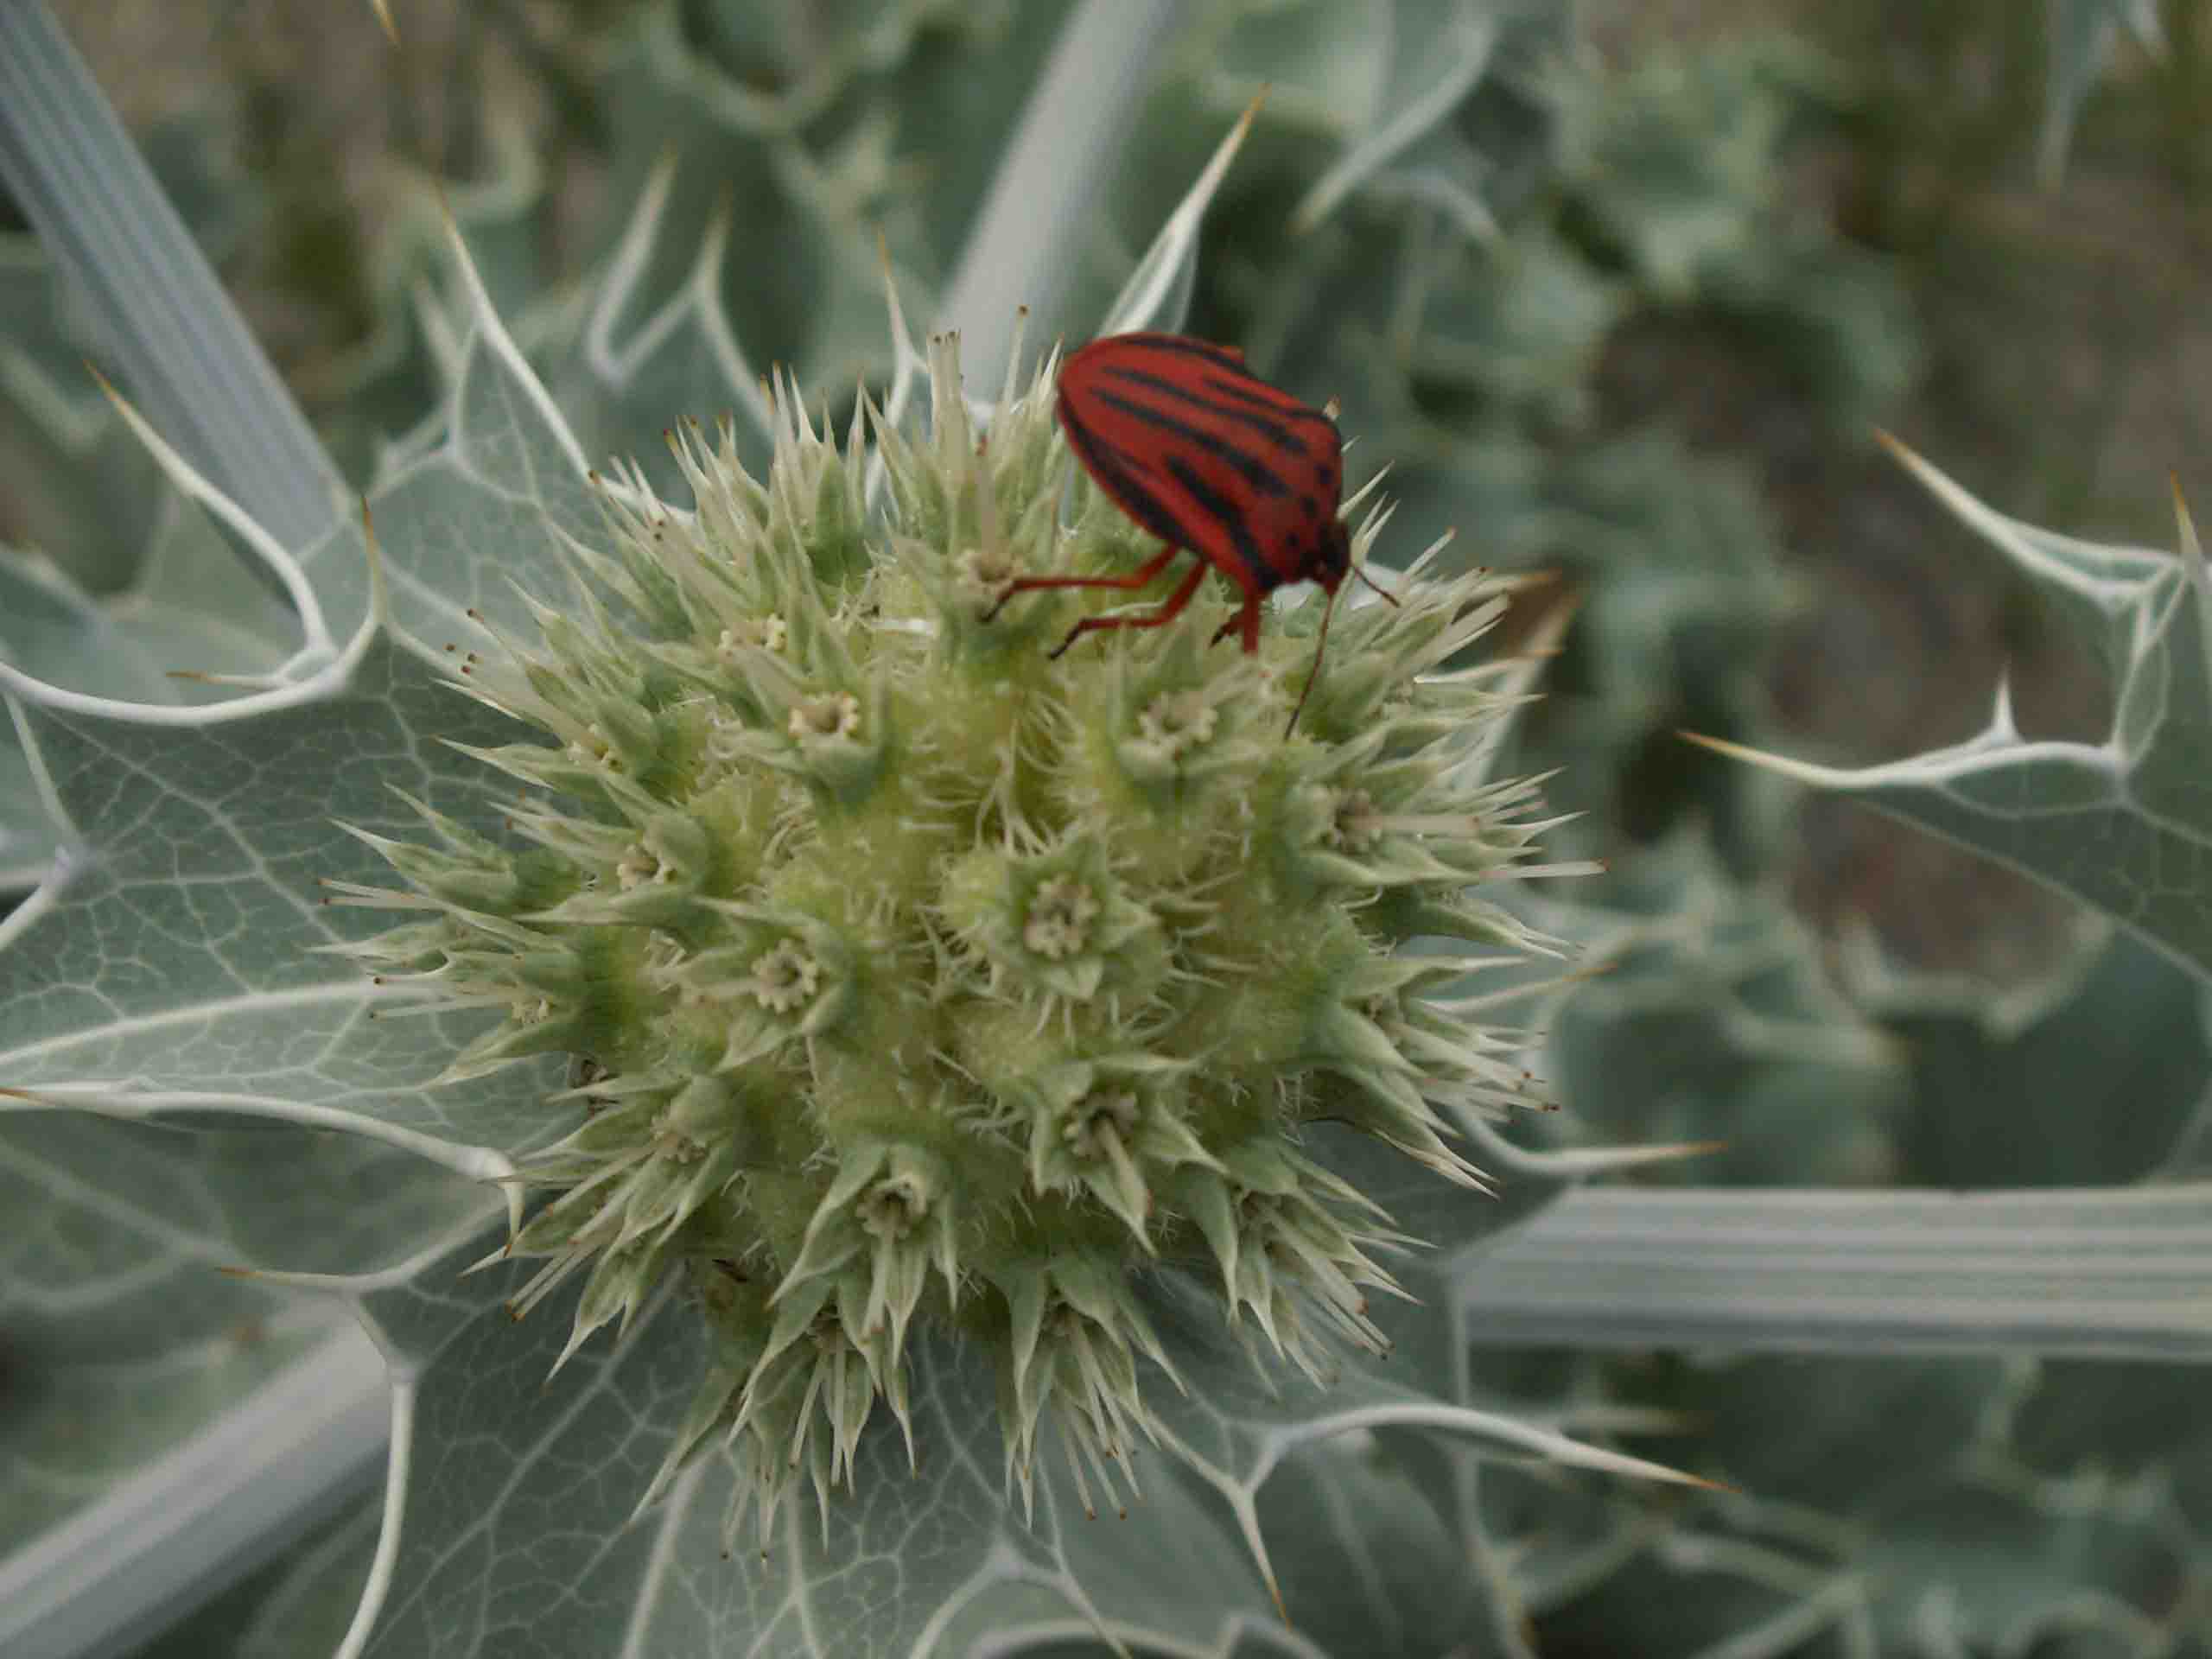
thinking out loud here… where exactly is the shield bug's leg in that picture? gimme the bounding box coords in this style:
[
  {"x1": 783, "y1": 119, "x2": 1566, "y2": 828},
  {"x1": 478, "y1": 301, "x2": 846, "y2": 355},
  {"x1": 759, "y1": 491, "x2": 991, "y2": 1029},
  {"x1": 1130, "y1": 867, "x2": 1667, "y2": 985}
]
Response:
[
  {"x1": 1046, "y1": 558, "x2": 1211, "y2": 659},
  {"x1": 1206, "y1": 596, "x2": 1262, "y2": 652},
  {"x1": 986, "y1": 543, "x2": 1180, "y2": 623}
]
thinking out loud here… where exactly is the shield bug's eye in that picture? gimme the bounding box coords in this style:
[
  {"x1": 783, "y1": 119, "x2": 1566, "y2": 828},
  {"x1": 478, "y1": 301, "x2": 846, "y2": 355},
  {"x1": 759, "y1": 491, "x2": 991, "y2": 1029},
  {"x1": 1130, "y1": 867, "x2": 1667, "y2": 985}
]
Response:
[{"x1": 1317, "y1": 518, "x2": 1352, "y2": 589}]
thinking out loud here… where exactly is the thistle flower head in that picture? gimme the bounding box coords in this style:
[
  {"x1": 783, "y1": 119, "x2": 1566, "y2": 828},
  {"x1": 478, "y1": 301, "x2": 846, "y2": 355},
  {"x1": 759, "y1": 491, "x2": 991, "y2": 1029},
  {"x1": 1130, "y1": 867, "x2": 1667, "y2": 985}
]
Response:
[{"x1": 337, "y1": 334, "x2": 1565, "y2": 1541}]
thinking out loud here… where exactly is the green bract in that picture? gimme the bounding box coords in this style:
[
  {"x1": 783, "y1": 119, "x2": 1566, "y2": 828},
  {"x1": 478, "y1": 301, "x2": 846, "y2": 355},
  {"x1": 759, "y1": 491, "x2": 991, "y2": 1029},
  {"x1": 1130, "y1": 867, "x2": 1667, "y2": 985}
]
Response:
[{"x1": 329, "y1": 334, "x2": 1564, "y2": 1544}]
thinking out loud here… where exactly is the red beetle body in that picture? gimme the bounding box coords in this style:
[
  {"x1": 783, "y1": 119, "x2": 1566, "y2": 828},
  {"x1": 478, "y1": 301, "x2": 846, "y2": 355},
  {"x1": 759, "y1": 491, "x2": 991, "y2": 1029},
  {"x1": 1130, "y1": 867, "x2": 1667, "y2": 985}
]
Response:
[{"x1": 988, "y1": 334, "x2": 1372, "y2": 729}]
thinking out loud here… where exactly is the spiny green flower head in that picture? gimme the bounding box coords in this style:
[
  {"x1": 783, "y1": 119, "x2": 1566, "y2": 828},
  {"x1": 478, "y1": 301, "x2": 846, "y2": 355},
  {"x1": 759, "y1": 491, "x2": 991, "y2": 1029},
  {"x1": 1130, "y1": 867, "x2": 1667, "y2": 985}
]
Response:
[{"x1": 330, "y1": 329, "x2": 1567, "y2": 1549}]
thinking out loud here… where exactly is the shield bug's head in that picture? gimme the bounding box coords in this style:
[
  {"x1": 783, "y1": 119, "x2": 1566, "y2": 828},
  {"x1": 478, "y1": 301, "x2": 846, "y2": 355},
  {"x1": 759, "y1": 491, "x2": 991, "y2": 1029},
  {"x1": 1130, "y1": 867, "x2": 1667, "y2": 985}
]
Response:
[{"x1": 1312, "y1": 515, "x2": 1352, "y2": 594}]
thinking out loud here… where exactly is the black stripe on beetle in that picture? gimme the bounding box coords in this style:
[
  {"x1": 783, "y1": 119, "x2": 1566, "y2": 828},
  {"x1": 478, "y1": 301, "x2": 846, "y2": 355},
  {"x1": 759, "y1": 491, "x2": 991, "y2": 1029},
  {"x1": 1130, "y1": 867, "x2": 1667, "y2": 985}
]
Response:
[
  {"x1": 1061, "y1": 413, "x2": 1210, "y2": 555},
  {"x1": 1193, "y1": 371, "x2": 1339, "y2": 429},
  {"x1": 1103, "y1": 334, "x2": 1247, "y2": 372},
  {"x1": 1086, "y1": 387, "x2": 1294, "y2": 499},
  {"x1": 1094, "y1": 364, "x2": 1314, "y2": 458},
  {"x1": 1162, "y1": 454, "x2": 1274, "y2": 589}
]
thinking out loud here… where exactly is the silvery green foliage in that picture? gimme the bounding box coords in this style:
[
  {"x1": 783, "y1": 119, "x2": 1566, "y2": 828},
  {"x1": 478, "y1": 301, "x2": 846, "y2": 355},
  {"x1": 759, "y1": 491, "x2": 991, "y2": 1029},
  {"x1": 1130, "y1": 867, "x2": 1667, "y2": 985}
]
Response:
[
  {"x1": 1471, "y1": 950, "x2": 2212, "y2": 1657},
  {"x1": 0, "y1": 520, "x2": 398, "y2": 1561},
  {"x1": 2041, "y1": 0, "x2": 2166, "y2": 181},
  {"x1": 1548, "y1": 35, "x2": 1828, "y2": 299},
  {"x1": 0, "y1": 1114, "x2": 484, "y2": 1561},
  {"x1": 555, "y1": 0, "x2": 1079, "y2": 487},
  {"x1": 0, "y1": 231, "x2": 158, "y2": 601},
  {"x1": 1536, "y1": 836, "x2": 1909, "y2": 1188},
  {"x1": 10, "y1": 2, "x2": 1076, "y2": 498},
  {"x1": 414, "y1": 0, "x2": 1082, "y2": 492},
  {"x1": 0, "y1": 98, "x2": 327, "y2": 897},
  {"x1": 0, "y1": 105, "x2": 262, "y2": 592},
  {"x1": 1504, "y1": 462, "x2": 2212, "y2": 1658},
  {"x1": 1525, "y1": 435, "x2": 1800, "y2": 872},
  {"x1": 1472, "y1": 870, "x2": 2212, "y2": 1656},
  {"x1": 1542, "y1": 35, "x2": 1917, "y2": 435},
  {"x1": 127, "y1": 1496, "x2": 382, "y2": 1659},
  {"x1": 1720, "y1": 448, "x2": 2212, "y2": 991}
]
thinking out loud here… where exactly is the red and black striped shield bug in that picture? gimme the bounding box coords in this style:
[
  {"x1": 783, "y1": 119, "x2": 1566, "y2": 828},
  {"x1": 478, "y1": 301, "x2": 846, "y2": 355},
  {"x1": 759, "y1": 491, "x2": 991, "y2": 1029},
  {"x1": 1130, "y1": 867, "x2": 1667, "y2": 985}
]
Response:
[{"x1": 985, "y1": 332, "x2": 1396, "y2": 734}]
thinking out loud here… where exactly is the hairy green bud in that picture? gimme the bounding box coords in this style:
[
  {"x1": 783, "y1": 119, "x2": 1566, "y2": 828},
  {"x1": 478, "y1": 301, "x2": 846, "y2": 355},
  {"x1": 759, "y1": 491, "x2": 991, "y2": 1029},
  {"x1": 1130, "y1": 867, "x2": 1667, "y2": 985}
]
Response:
[{"x1": 334, "y1": 335, "x2": 1567, "y2": 1544}]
